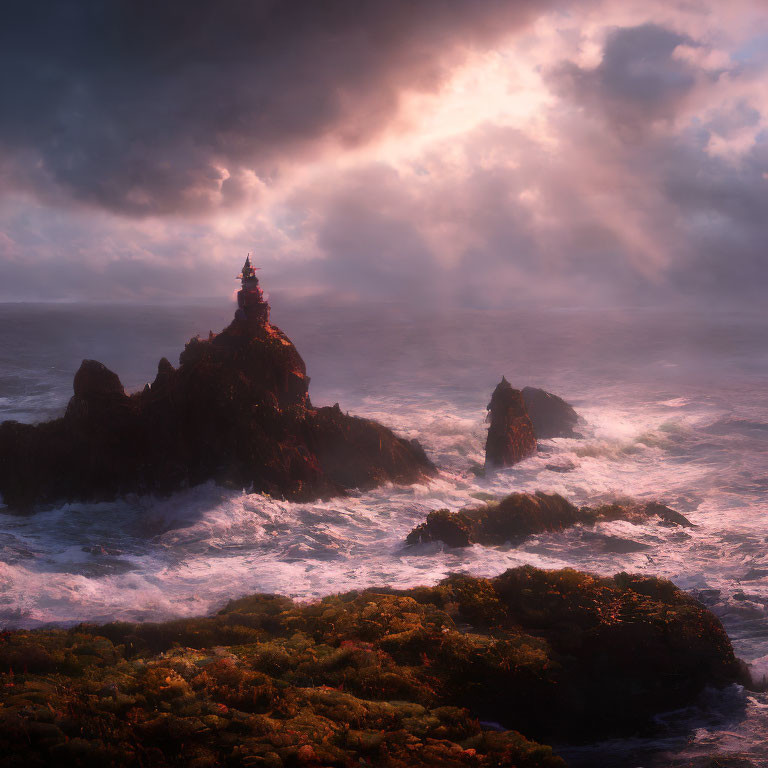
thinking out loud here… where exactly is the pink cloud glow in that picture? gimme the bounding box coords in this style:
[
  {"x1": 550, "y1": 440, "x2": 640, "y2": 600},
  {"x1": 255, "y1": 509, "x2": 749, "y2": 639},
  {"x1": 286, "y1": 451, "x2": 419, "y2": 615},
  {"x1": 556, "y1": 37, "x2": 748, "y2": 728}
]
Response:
[{"x1": 1, "y1": 0, "x2": 767, "y2": 308}]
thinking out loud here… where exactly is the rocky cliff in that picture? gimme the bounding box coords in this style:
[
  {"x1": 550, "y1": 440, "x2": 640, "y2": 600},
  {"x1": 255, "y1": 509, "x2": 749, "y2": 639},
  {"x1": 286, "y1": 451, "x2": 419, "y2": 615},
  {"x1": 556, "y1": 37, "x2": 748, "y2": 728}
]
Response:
[{"x1": 0, "y1": 299, "x2": 434, "y2": 510}]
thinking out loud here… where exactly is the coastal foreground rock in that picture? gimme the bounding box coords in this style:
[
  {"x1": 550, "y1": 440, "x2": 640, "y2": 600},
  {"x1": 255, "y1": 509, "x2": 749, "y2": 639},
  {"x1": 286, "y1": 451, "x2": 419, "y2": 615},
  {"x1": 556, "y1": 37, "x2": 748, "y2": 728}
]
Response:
[
  {"x1": 0, "y1": 273, "x2": 434, "y2": 509},
  {"x1": 0, "y1": 566, "x2": 746, "y2": 766},
  {"x1": 407, "y1": 492, "x2": 694, "y2": 547}
]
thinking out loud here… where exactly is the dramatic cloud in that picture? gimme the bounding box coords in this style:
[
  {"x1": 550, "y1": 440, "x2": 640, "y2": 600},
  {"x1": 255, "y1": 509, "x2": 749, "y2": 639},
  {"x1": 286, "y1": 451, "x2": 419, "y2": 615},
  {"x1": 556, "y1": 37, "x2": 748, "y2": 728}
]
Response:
[
  {"x1": 1, "y1": 0, "x2": 767, "y2": 310},
  {"x1": 551, "y1": 24, "x2": 702, "y2": 132},
  {"x1": 0, "y1": 0, "x2": 553, "y2": 216}
]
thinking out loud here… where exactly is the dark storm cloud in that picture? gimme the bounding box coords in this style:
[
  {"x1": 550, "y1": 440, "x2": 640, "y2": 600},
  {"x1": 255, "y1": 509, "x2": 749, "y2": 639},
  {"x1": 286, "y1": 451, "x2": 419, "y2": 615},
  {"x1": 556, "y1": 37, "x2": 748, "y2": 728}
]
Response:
[
  {"x1": 551, "y1": 24, "x2": 702, "y2": 131},
  {"x1": 2, "y1": 4, "x2": 766, "y2": 311},
  {"x1": 0, "y1": 0, "x2": 554, "y2": 217}
]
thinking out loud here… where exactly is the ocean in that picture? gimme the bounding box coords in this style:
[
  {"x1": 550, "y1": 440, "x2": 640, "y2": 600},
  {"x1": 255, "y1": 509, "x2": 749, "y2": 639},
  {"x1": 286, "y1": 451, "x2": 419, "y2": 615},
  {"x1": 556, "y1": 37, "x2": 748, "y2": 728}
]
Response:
[{"x1": 0, "y1": 299, "x2": 767, "y2": 766}]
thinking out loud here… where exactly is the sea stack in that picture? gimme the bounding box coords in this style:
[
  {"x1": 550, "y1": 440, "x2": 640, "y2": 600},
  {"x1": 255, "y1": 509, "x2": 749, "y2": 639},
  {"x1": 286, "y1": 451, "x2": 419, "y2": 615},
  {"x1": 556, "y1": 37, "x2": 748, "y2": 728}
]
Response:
[
  {"x1": 0, "y1": 256, "x2": 435, "y2": 509},
  {"x1": 522, "y1": 386, "x2": 579, "y2": 439},
  {"x1": 484, "y1": 377, "x2": 537, "y2": 467}
]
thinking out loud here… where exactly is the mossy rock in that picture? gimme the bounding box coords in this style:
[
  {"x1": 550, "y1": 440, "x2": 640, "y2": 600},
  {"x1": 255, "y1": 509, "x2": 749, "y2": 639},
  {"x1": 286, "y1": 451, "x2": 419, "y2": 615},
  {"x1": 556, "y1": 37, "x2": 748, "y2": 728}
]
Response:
[{"x1": 0, "y1": 566, "x2": 746, "y2": 766}]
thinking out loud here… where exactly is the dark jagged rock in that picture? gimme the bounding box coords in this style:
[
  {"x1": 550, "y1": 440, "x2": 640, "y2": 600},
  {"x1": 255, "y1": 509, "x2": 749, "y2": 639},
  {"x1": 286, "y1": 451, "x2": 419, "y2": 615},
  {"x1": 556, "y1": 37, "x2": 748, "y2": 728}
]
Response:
[
  {"x1": 407, "y1": 493, "x2": 694, "y2": 547},
  {"x1": 0, "y1": 567, "x2": 748, "y2": 766},
  {"x1": 0, "y1": 289, "x2": 434, "y2": 510},
  {"x1": 485, "y1": 377, "x2": 536, "y2": 467},
  {"x1": 72, "y1": 359, "x2": 126, "y2": 401},
  {"x1": 407, "y1": 492, "x2": 582, "y2": 546},
  {"x1": 522, "y1": 386, "x2": 580, "y2": 439}
]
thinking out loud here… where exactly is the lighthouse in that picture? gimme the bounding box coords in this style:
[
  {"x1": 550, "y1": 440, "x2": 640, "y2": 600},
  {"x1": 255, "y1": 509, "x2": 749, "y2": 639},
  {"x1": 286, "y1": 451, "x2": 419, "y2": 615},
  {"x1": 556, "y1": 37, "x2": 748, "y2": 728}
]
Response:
[
  {"x1": 238, "y1": 254, "x2": 260, "y2": 291},
  {"x1": 235, "y1": 254, "x2": 270, "y2": 324}
]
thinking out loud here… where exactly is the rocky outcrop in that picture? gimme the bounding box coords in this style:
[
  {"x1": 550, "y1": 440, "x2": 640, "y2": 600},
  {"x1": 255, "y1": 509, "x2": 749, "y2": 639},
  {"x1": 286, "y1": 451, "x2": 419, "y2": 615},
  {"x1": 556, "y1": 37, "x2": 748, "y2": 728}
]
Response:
[
  {"x1": 484, "y1": 377, "x2": 537, "y2": 467},
  {"x1": 0, "y1": 566, "x2": 747, "y2": 765},
  {"x1": 406, "y1": 492, "x2": 694, "y2": 547},
  {"x1": 586, "y1": 500, "x2": 696, "y2": 528},
  {"x1": 522, "y1": 386, "x2": 580, "y2": 438},
  {"x1": 408, "y1": 492, "x2": 579, "y2": 546},
  {"x1": 0, "y1": 297, "x2": 434, "y2": 510}
]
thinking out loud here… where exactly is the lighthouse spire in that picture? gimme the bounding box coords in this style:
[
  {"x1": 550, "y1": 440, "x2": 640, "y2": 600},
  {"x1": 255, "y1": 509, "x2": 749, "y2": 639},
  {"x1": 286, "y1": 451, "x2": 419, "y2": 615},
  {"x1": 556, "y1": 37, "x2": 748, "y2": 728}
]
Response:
[
  {"x1": 235, "y1": 253, "x2": 269, "y2": 325},
  {"x1": 237, "y1": 253, "x2": 259, "y2": 283}
]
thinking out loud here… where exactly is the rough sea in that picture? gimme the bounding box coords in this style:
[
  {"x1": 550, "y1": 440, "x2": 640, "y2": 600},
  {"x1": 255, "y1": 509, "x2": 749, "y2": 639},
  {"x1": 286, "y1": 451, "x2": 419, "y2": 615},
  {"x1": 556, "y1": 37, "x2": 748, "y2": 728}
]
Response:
[{"x1": 1, "y1": 299, "x2": 767, "y2": 767}]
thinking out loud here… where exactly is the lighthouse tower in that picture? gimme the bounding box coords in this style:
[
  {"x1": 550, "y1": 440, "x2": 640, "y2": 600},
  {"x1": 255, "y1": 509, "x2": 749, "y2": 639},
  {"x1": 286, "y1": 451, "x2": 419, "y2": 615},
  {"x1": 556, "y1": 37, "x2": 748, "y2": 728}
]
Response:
[{"x1": 235, "y1": 254, "x2": 270, "y2": 324}]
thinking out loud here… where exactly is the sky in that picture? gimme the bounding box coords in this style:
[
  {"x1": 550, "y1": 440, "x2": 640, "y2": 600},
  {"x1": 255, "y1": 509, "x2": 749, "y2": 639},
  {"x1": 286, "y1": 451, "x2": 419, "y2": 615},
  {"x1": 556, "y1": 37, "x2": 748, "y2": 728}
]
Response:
[{"x1": 1, "y1": 0, "x2": 767, "y2": 309}]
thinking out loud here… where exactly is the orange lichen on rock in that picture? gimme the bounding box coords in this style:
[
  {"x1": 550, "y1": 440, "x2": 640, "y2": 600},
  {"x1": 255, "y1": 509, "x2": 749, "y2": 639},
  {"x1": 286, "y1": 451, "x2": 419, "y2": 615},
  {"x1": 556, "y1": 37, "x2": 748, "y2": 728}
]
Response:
[{"x1": 0, "y1": 566, "x2": 748, "y2": 766}]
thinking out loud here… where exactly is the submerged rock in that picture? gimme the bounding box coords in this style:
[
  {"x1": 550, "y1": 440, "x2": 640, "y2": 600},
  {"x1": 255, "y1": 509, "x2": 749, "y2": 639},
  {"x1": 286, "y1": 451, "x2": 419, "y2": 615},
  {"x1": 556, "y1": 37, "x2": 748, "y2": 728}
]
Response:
[
  {"x1": 581, "y1": 531, "x2": 651, "y2": 553},
  {"x1": 484, "y1": 377, "x2": 537, "y2": 467},
  {"x1": 522, "y1": 386, "x2": 580, "y2": 439},
  {"x1": 406, "y1": 493, "x2": 695, "y2": 547},
  {"x1": 0, "y1": 566, "x2": 748, "y2": 766},
  {"x1": 0, "y1": 287, "x2": 434, "y2": 509},
  {"x1": 545, "y1": 460, "x2": 577, "y2": 473},
  {"x1": 584, "y1": 500, "x2": 696, "y2": 528}
]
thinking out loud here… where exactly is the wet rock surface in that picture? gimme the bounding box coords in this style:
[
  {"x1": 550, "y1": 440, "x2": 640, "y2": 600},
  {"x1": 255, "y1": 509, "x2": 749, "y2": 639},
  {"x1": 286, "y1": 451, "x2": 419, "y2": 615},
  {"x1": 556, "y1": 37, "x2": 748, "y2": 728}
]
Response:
[
  {"x1": 484, "y1": 377, "x2": 537, "y2": 467},
  {"x1": 522, "y1": 387, "x2": 580, "y2": 439},
  {"x1": 406, "y1": 493, "x2": 695, "y2": 548},
  {"x1": 0, "y1": 566, "x2": 746, "y2": 766},
  {"x1": 0, "y1": 305, "x2": 434, "y2": 510}
]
